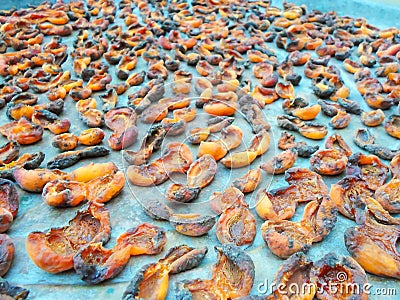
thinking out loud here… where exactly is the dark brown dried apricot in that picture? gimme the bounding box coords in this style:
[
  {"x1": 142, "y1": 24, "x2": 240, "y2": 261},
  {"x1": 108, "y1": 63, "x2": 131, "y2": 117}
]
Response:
[
  {"x1": 26, "y1": 203, "x2": 111, "y2": 273},
  {"x1": 278, "y1": 131, "x2": 319, "y2": 158},
  {"x1": 0, "y1": 278, "x2": 29, "y2": 299},
  {"x1": 47, "y1": 146, "x2": 109, "y2": 169},
  {"x1": 170, "y1": 214, "x2": 215, "y2": 237},
  {"x1": 330, "y1": 110, "x2": 351, "y2": 129},
  {"x1": 123, "y1": 125, "x2": 166, "y2": 165},
  {"x1": 353, "y1": 128, "x2": 399, "y2": 160},
  {"x1": 277, "y1": 115, "x2": 328, "y2": 140},
  {"x1": 188, "y1": 116, "x2": 234, "y2": 144},
  {"x1": 32, "y1": 109, "x2": 70, "y2": 134}
]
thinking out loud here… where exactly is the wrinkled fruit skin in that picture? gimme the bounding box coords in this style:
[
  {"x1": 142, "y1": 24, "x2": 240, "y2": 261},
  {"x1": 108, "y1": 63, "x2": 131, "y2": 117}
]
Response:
[
  {"x1": 175, "y1": 244, "x2": 255, "y2": 299},
  {"x1": 123, "y1": 245, "x2": 208, "y2": 299},
  {"x1": 26, "y1": 203, "x2": 111, "y2": 273}
]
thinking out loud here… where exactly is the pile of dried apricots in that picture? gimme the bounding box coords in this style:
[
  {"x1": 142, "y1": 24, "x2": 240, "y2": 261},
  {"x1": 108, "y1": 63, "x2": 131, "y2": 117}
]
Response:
[{"x1": 0, "y1": 0, "x2": 399, "y2": 298}]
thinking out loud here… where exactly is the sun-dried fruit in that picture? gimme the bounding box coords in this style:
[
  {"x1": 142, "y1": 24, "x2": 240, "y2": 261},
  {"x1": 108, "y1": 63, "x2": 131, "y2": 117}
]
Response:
[
  {"x1": 345, "y1": 202, "x2": 400, "y2": 279},
  {"x1": 0, "y1": 234, "x2": 14, "y2": 276},
  {"x1": 0, "y1": 118, "x2": 43, "y2": 145},
  {"x1": 256, "y1": 185, "x2": 298, "y2": 221},
  {"x1": 390, "y1": 153, "x2": 400, "y2": 178},
  {"x1": 105, "y1": 107, "x2": 138, "y2": 150},
  {"x1": 209, "y1": 187, "x2": 246, "y2": 215},
  {"x1": 282, "y1": 97, "x2": 321, "y2": 120},
  {"x1": 277, "y1": 115, "x2": 328, "y2": 140},
  {"x1": 0, "y1": 141, "x2": 19, "y2": 166},
  {"x1": 166, "y1": 155, "x2": 217, "y2": 203},
  {"x1": 74, "y1": 223, "x2": 166, "y2": 284},
  {"x1": 261, "y1": 148, "x2": 298, "y2": 174},
  {"x1": 198, "y1": 125, "x2": 243, "y2": 161},
  {"x1": 47, "y1": 146, "x2": 110, "y2": 169},
  {"x1": 13, "y1": 168, "x2": 68, "y2": 193},
  {"x1": 77, "y1": 128, "x2": 105, "y2": 146},
  {"x1": 170, "y1": 213, "x2": 215, "y2": 237},
  {"x1": 69, "y1": 162, "x2": 118, "y2": 182},
  {"x1": 374, "y1": 178, "x2": 400, "y2": 213},
  {"x1": 188, "y1": 116, "x2": 233, "y2": 144},
  {"x1": 52, "y1": 133, "x2": 79, "y2": 151},
  {"x1": 347, "y1": 152, "x2": 389, "y2": 190},
  {"x1": 238, "y1": 95, "x2": 271, "y2": 132},
  {"x1": 123, "y1": 124, "x2": 166, "y2": 165},
  {"x1": 262, "y1": 196, "x2": 337, "y2": 258},
  {"x1": 325, "y1": 133, "x2": 352, "y2": 157},
  {"x1": 285, "y1": 167, "x2": 329, "y2": 201},
  {"x1": 26, "y1": 203, "x2": 111, "y2": 273},
  {"x1": 362, "y1": 109, "x2": 385, "y2": 127},
  {"x1": 330, "y1": 176, "x2": 374, "y2": 219},
  {"x1": 354, "y1": 128, "x2": 399, "y2": 160},
  {"x1": 0, "y1": 278, "x2": 29, "y2": 299},
  {"x1": 42, "y1": 180, "x2": 87, "y2": 207},
  {"x1": 310, "y1": 149, "x2": 348, "y2": 175},
  {"x1": 221, "y1": 130, "x2": 270, "y2": 168},
  {"x1": 278, "y1": 131, "x2": 319, "y2": 158},
  {"x1": 266, "y1": 252, "x2": 316, "y2": 300},
  {"x1": 385, "y1": 114, "x2": 400, "y2": 139},
  {"x1": 232, "y1": 168, "x2": 262, "y2": 194},
  {"x1": 330, "y1": 110, "x2": 351, "y2": 129},
  {"x1": 311, "y1": 253, "x2": 369, "y2": 300},
  {"x1": 123, "y1": 245, "x2": 207, "y2": 299},
  {"x1": 0, "y1": 179, "x2": 19, "y2": 232},
  {"x1": 127, "y1": 143, "x2": 193, "y2": 186},
  {"x1": 31, "y1": 109, "x2": 70, "y2": 134},
  {"x1": 175, "y1": 244, "x2": 255, "y2": 299},
  {"x1": 216, "y1": 204, "x2": 256, "y2": 246}
]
